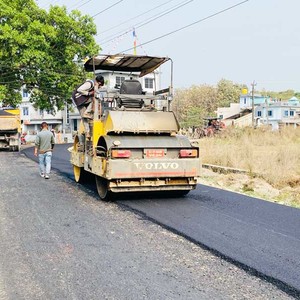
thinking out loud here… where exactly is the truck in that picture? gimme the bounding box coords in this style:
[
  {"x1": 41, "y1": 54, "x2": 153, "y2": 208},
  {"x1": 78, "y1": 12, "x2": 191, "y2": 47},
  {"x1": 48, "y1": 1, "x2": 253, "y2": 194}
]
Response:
[
  {"x1": 70, "y1": 54, "x2": 201, "y2": 200},
  {"x1": 0, "y1": 108, "x2": 21, "y2": 151}
]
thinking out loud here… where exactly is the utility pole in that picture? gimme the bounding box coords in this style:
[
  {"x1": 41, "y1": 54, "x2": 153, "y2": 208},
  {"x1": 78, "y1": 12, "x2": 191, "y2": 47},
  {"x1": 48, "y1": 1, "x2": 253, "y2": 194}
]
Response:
[
  {"x1": 265, "y1": 97, "x2": 269, "y2": 126},
  {"x1": 251, "y1": 81, "x2": 257, "y2": 128}
]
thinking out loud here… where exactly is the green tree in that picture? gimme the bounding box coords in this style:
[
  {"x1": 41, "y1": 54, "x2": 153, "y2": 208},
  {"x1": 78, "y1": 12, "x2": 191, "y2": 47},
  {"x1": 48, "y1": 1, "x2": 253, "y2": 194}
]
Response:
[
  {"x1": 0, "y1": 0, "x2": 100, "y2": 109},
  {"x1": 173, "y1": 78, "x2": 300, "y2": 128},
  {"x1": 173, "y1": 84, "x2": 217, "y2": 128},
  {"x1": 216, "y1": 79, "x2": 245, "y2": 107},
  {"x1": 294, "y1": 92, "x2": 300, "y2": 99},
  {"x1": 173, "y1": 79, "x2": 248, "y2": 128},
  {"x1": 260, "y1": 89, "x2": 295, "y2": 101}
]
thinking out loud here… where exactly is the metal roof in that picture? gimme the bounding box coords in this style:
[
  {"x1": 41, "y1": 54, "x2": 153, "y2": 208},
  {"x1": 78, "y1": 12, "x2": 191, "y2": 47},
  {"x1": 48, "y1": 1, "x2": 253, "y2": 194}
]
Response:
[{"x1": 84, "y1": 54, "x2": 170, "y2": 77}]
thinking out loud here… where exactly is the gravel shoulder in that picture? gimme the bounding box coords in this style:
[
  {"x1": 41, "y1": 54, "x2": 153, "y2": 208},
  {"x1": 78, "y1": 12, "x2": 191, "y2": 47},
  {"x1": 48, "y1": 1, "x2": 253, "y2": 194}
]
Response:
[
  {"x1": 0, "y1": 151, "x2": 294, "y2": 299},
  {"x1": 200, "y1": 167, "x2": 300, "y2": 209}
]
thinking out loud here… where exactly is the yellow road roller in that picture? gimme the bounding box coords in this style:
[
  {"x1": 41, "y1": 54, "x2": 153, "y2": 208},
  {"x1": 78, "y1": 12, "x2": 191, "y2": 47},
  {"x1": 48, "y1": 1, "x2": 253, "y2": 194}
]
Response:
[{"x1": 70, "y1": 54, "x2": 200, "y2": 200}]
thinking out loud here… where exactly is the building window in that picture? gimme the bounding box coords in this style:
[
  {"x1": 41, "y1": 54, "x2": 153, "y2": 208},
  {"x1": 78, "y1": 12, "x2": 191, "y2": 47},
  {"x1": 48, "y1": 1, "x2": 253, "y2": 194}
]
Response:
[
  {"x1": 284, "y1": 110, "x2": 289, "y2": 117},
  {"x1": 268, "y1": 110, "x2": 273, "y2": 117},
  {"x1": 145, "y1": 78, "x2": 154, "y2": 89},
  {"x1": 23, "y1": 107, "x2": 29, "y2": 116},
  {"x1": 73, "y1": 119, "x2": 77, "y2": 131},
  {"x1": 257, "y1": 111, "x2": 262, "y2": 117},
  {"x1": 22, "y1": 89, "x2": 28, "y2": 97},
  {"x1": 244, "y1": 98, "x2": 247, "y2": 104},
  {"x1": 116, "y1": 76, "x2": 125, "y2": 87},
  {"x1": 290, "y1": 111, "x2": 295, "y2": 117}
]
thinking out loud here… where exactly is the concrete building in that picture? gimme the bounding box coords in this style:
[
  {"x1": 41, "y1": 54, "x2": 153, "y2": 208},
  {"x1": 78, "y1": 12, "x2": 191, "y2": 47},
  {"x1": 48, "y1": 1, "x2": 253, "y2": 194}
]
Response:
[
  {"x1": 217, "y1": 94, "x2": 300, "y2": 130},
  {"x1": 20, "y1": 70, "x2": 160, "y2": 143},
  {"x1": 20, "y1": 89, "x2": 64, "y2": 142},
  {"x1": 255, "y1": 97, "x2": 300, "y2": 130},
  {"x1": 239, "y1": 93, "x2": 271, "y2": 109},
  {"x1": 216, "y1": 103, "x2": 240, "y2": 125}
]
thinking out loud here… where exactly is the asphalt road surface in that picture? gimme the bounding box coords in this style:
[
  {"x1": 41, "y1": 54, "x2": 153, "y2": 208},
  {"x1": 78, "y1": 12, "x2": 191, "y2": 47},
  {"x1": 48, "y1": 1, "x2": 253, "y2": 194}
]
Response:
[{"x1": 21, "y1": 144, "x2": 300, "y2": 298}]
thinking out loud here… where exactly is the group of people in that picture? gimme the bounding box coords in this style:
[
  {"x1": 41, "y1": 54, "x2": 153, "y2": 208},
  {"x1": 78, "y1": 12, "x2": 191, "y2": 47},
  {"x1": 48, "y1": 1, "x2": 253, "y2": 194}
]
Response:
[{"x1": 34, "y1": 74, "x2": 104, "y2": 179}]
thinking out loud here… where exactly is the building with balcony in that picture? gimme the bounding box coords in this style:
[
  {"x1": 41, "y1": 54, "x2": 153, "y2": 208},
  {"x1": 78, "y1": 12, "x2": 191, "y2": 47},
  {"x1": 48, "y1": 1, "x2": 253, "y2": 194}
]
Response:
[
  {"x1": 255, "y1": 97, "x2": 300, "y2": 130},
  {"x1": 217, "y1": 94, "x2": 300, "y2": 130}
]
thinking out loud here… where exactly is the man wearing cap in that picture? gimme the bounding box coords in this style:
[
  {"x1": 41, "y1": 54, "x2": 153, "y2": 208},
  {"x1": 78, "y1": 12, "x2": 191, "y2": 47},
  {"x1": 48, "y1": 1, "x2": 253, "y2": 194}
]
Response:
[
  {"x1": 34, "y1": 121, "x2": 55, "y2": 179},
  {"x1": 72, "y1": 75, "x2": 104, "y2": 139}
]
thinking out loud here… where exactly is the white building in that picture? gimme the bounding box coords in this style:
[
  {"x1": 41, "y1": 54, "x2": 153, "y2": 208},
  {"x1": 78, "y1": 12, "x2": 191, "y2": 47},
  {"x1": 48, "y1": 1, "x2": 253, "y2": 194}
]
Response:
[
  {"x1": 20, "y1": 89, "x2": 65, "y2": 142},
  {"x1": 217, "y1": 95, "x2": 300, "y2": 129},
  {"x1": 255, "y1": 98, "x2": 300, "y2": 130},
  {"x1": 20, "y1": 70, "x2": 160, "y2": 142},
  {"x1": 100, "y1": 70, "x2": 160, "y2": 92},
  {"x1": 217, "y1": 103, "x2": 240, "y2": 122}
]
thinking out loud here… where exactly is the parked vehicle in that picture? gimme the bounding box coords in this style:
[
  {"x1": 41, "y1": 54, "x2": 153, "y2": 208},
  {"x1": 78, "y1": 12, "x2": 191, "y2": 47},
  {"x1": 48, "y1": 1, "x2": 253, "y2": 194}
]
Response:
[
  {"x1": 70, "y1": 54, "x2": 201, "y2": 200},
  {"x1": 0, "y1": 108, "x2": 21, "y2": 151}
]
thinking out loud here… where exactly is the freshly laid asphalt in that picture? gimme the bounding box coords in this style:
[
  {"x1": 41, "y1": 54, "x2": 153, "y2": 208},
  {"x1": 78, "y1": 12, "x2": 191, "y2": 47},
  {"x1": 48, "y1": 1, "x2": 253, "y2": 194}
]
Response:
[
  {"x1": 0, "y1": 149, "x2": 293, "y2": 299},
  {"x1": 20, "y1": 144, "x2": 300, "y2": 298}
]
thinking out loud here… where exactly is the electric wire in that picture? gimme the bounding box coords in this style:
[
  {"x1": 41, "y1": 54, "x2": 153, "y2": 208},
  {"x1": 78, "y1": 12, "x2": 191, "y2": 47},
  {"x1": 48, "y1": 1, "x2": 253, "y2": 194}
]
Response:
[
  {"x1": 91, "y1": 0, "x2": 124, "y2": 19},
  {"x1": 120, "y1": 0, "x2": 250, "y2": 53},
  {"x1": 73, "y1": 0, "x2": 93, "y2": 10},
  {"x1": 0, "y1": 71, "x2": 81, "y2": 78},
  {"x1": 68, "y1": 0, "x2": 89, "y2": 10},
  {"x1": 100, "y1": 0, "x2": 176, "y2": 35},
  {"x1": 40, "y1": 0, "x2": 61, "y2": 9},
  {"x1": 1, "y1": 69, "x2": 86, "y2": 79},
  {"x1": 99, "y1": 0, "x2": 193, "y2": 45}
]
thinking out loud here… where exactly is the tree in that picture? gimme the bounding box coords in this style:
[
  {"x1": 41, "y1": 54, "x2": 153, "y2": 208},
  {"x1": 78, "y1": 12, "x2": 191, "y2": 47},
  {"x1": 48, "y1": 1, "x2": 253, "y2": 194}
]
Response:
[
  {"x1": 173, "y1": 79, "x2": 248, "y2": 128},
  {"x1": 173, "y1": 83, "x2": 218, "y2": 128},
  {"x1": 260, "y1": 89, "x2": 295, "y2": 101},
  {"x1": 0, "y1": 0, "x2": 100, "y2": 109},
  {"x1": 173, "y1": 78, "x2": 300, "y2": 128},
  {"x1": 216, "y1": 79, "x2": 245, "y2": 108}
]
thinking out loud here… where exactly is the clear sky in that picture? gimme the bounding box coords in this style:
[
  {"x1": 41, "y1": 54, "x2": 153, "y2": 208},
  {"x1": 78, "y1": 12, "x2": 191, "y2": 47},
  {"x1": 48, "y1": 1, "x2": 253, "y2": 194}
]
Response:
[{"x1": 37, "y1": 0, "x2": 300, "y2": 92}]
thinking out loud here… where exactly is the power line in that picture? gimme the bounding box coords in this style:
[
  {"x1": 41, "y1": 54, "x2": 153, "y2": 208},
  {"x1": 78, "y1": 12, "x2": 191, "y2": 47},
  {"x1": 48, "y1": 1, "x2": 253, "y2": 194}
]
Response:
[
  {"x1": 68, "y1": 1, "x2": 84, "y2": 9},
  {"x1": 0, "y1": 68, "x2": 85, "y2": 83},
  {"x1": 0, "y1": 70, "x2": 82, "y2": 79},
  {"x1": 0, "y1": 81, "x2": 74, "y2": 96},
  {"x1": 50, "y1": 0, "x2": 61, "y2": 6},
  {"x1": 40, "y1": 0, "x2": 61, "y2": 9},
  {"x1": 120, "y1": 0, "x2": 250, "y2": 53},
  {"x1": 99, "y1": 0, "x2": 192, "y2": 44},
  {"x1": 99, "y1": 0, "x2": 193, "y2": 45},
  {"x1": 68, "y1": 0, "x2": 89, "y2": 10},
  {"x1": 91, "y1": 0, "x2": 124, "y2": 19},
  {"x1": 100, "y1": 0, "x2": 176, "y2": 35},
  {"x1": 73, "y1": 0, "x2": 93, "y2": 10}
]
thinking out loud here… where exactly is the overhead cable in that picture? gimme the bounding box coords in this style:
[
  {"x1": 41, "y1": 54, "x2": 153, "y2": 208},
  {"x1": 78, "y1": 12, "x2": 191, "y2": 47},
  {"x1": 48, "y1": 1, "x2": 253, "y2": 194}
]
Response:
[
  {"x1": 100, "y1": 0, "x2": 176, "y2": 35},
  {"x1": 91, "y1": 0, "x2": 124, "y2": 19},
  {"x1": 99, "y1": 0, "x2": 193, "y2": 45},
  {"x1": 72, "y1": 0, "x2": 93, "y2": 10},
  {"x1": 40, "y1": 0, "x2": 61, "y2": 9},
  {"x1": 120, "y1": 0, "x2": 250, "y2": 53},
  {"x1": 68, "y1": 0, "x2": 89, "y2": 10}
]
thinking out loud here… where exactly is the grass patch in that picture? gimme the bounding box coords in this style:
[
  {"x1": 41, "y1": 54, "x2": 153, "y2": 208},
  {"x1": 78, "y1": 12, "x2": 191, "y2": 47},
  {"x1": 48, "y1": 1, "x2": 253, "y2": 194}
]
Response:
[{"x1": 198, "y1": 126, "x2": 300, "y2": 208}]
